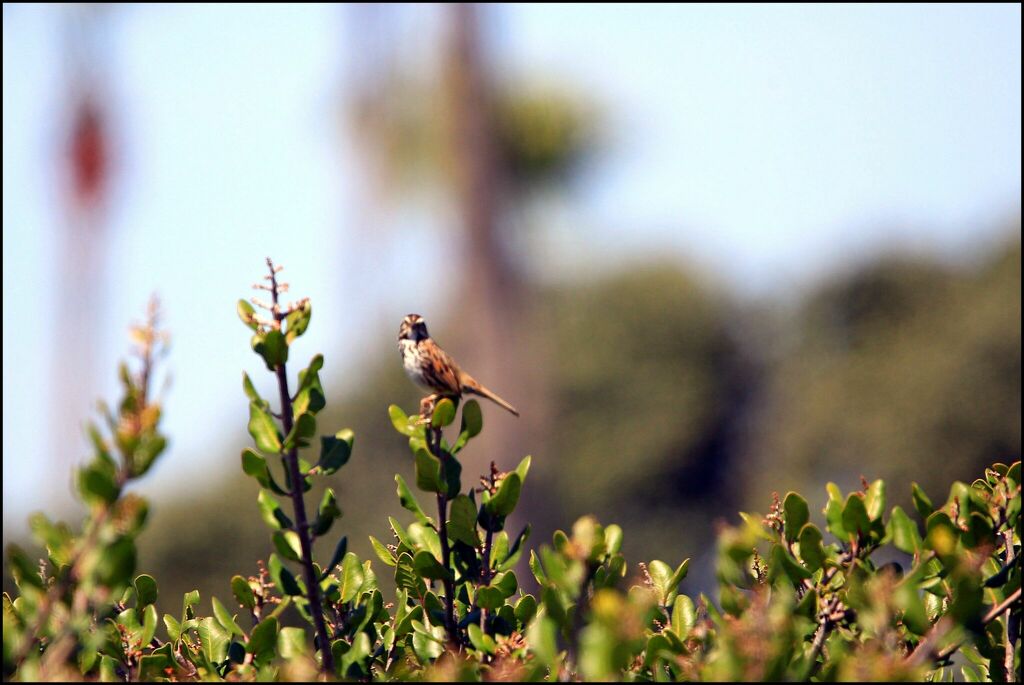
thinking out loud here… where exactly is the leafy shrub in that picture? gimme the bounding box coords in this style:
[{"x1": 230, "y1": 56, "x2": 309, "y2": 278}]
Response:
[{"x1": 4, "y1": 264, "x2": 1020, "y2": 681}]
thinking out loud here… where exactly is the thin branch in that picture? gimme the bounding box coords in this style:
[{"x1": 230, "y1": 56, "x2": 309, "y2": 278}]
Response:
[
  {"x1": 908, "y1": 586, "x2": 1022, "y2": 666},
  {"x1": 1001, "y1": 530, "x2": 1018, "y2": 682},
  {"x1": 265, "y1": 258, "x2": 335, "y2": 675},
  {"x1": 478, "y1": 461, "x2": 498, "y2": 628},
  {"x1": 983, "y1": 586, "x2": 1021, "y2": 626},
  {"x1": 427, "y1": 425, "x2": 459, "y2": 645}
]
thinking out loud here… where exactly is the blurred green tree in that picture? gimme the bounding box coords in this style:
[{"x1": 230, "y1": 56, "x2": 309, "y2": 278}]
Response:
[{"x1": 743, "y1": 234, "x2": 1021, "y2": 510}]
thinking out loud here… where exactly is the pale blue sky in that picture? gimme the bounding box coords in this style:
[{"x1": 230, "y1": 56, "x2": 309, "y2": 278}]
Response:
[{"x1": 3, "y1": 4, "x2": 1020, "y2": 524}]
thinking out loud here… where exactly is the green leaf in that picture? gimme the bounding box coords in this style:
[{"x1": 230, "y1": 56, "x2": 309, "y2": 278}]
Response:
[
  {"x1": 182, "y1": 589, "x2": 201, "y2": 620},
  {"x1": 499, "y1": 525, "x2": 532, "y2": 572},
  {"x1": 647, "y1": 560, "x2": 674, "y2": 605},
  {"x1": 164, "y1": 614, "x2": 181, "y2": 642},
  {"x1": 77, "y1": 464, "x2": 120, "y2": 505},
  {"x1": 644, "y1": 634, "x2": 674, "y2": 668},
  {"x1": 273, "y1": 530, "x2": 303, "y2": 563},
  {"x1": 925, "y1": 512, "x2": 959, "y2": 565},
  {"x1": 212, "y1": 596, "x2": 244, "y2": 637},
  {"x1": 268, "y1": 554, "x2": 303, "y2": 596},
  {"x1": 241, "y1": 448, "x2": 288, "y2": 495},
  {"x1": 604, "y1": 524, "x2": 624, "y2": 555},
  {"x1": 254, "y1": 329, "x2": 288, "y2": 370},
  {"x1": 317, "y1": 430, "x2": 353, "y2": 475},
  {"x1": 241, "y1": 371, "x2": 266, "y2": 408},
  {"x1": 824, "y1": 484, "x2": 848, "y2": 540},
  {"x1": 388, "y1": 404, "x2": 417, "y2": 436},
  {"x1": 864, "y1": 479, "x2": 886, "y2": 520},
  {"x1": 527, "y1": 615, "x2": 559, "y2": 668},
  {"x1": 411, "y1": 621, "x2": 445, "y2": 661},
  {"x1": 197, "y1": 616, "x2": 232, "y2": 664},
  {"x1": 887, "y1": 506, "x2": 922, "y2": 554},
  {"x1": 461, "y1": 399, "x2": 483, "y2": 439},
  {"x1": 671, "y1": 594, "x2": 697, "y2": 640},
  {"x1": 768, "y1": 544, "x2": 812, "y2": 584},
  {"x1": 131, "y1": 434, "x2": 167, "y2": 477},
  {"x1": 369, "y1": 536, "x2": 397, "y2": 567},
  {"x1": 139, "y1": 603, "x2": 159, "y2": 646},
  {"x1": 413, "y1": 550, "x2": 451, "y2": 581},
  {"x1": 338, "y1": 631, "x2": 372, "y2": 676},
  {"x1": 841, "y1": 494, "x2": 870, "y2": 541},
  {"x1": 284, "y1": 300, "x2": 311, "y2": 343},
  {"x1": 467, "y1": 622, "x2": 497, "y2": 655},
  {"x1": 447, "y1": 495, "x2": 479, "y2": 547},
  {"x1": 293, "y1": 385, "x2": 326, "y2": 418},
  {"x1": 293, "y1": 355, "x2": 326, "y2": 415},
  {"x1": 486, "y1": 473, "x2": 522, "y2": 518},
  {"x1": 338, "y1": 552, "x2": 365, "y2": 603},
  {"x1": 476, "y1": 585, "x2": 506, "y2": 610},
  {"x1": 431, "y1": 397, "x2": 457, "y2": 427},
  {"x1": 230, "y1": 575, "x2": 256, "y2": 610},
  {"x1": 248, "y1": 403, "x2": 282, "y2": 453},
  {"x1": 320, "y1": 535, "x2": 348, "y2": 580},
  {"x1": 296, "y1": 354, "x2": 324, "y2": 391},
  {"x1": 395, "y1": 474, "x2": 430, "y2": 524},
  {"x1": 134, "y1": 574, "x2": 159, "y2": 607},
  {"x1": 277, "y1": 626, "x2": 308, "y2": 659},
  {"x1": 782, "y1": 492, "x2": 810, "y2": 542},
  {"x1": 237, "y1": 299, "x2": 259, "y2": 330},
  {"x1": 138, "y1": 647, "x2": 175, "y2": 681},
  {"x1": 529, "y1": 549, "x2": 547, "y2": 585},
  {"x1": 514, "y1": 594, "x2": 538, "y2": 627},
  {"x1": 95, "y1": 537, "x2": 137, "y2": 587},
  {"x1": 442, "y1": 451, "x2": 462, "y2": 499},
  {"x1": 283, "y1": 412, "x2": 316, "y2": 450},
  {"x1": 388, "y1": 516, "x2": 414, "y2": 550},
  {"x1": 666, "y1": 559, "x2": 690, "y2": 604},
  {"x1": 395, "y1": 553, "x2": 427, "y2": 598},
  {"x1": 515, "y1": 455, "x2": 532, "y2": 483},
  {"x1": 797, "y1": 523, "x2": 826, "y2": 571},
  {"x1": 257, "y1": 489, "x2": 293, "y2": 530},
  {"x1": 911, "y1": 482, "x2": 934, "y2": 521},
  {"x1": 414, "y1": 448, "x2": 443, "y2": 493},
  {"x1": 311, "y1": 488, "x2": 342, "y2": 537},
  {"x1": 496, "y1": 570, "x2": 519, "y2": 596},
  {"x1": 894, "y1": 581, "x2": 930, "y2": 635},
  {"x1": 1007, "y1": 460, "x2": 1021, "y2": 486},
  {"x1": 247, "y1": 616, "x2": 278, "y2": 662},
  {"x1": 962, "y1": 511, "x2": 995, "y2": 549}
]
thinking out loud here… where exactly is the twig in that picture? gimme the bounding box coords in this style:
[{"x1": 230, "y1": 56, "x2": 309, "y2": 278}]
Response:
[
  {"x1": 983, "y1": 586, "x2": 1021, "y2": 626},
  {"x1": 427, "y1": 425, "x2": 459, "y2": 645},
  {"x1": 478, "y1": 461, "x2": 498, "y2": 628},
  {"x1": 265, "y1": 258, "x2": 335, "y2": 675},
  {"x1": 1001, "y1": 530, "x2": 1018, "y2": 682},
  {"x1": 908, "y1": 587, "x2": 1022, "y2": 666}
]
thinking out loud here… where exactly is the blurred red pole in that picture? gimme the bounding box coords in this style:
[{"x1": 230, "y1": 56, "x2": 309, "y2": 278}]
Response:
[{"x1": 54, "y1": 5, "x2": 115, "y2": 509}]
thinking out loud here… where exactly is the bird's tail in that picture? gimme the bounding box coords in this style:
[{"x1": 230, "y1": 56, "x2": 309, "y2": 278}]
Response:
[{"x1": 462, "y1": 377, "x2": 520, "y2": 417}]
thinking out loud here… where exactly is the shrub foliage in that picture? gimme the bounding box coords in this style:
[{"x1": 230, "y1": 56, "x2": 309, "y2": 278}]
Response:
[{"x1": 3, "y1": 264, "x2": 1020, "y2": 682}]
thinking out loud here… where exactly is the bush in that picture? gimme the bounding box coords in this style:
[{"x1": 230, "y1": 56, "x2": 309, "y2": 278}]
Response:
[{"x1": 4, "y1": 262, "x2": 1020, "y2": 681}]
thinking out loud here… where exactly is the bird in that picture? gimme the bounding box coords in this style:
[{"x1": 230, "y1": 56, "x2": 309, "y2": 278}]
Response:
[{"x1": 398, "y1": 313, "x2": 519, "y2": 417}]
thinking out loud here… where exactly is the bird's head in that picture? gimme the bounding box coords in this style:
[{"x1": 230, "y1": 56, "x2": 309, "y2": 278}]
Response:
[{"x1": 399, "y1": 313, "x2": 429, "y2": 342}]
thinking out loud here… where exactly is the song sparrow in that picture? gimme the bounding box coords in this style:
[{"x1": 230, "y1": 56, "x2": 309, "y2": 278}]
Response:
[{"x1": 398, "y1": 313, "x2": 519, "y2": 417}]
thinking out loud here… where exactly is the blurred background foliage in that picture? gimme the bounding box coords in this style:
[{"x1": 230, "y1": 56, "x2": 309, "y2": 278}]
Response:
[{"x1": 3, "y1": 4, "x2": 1020, "y2": 633}]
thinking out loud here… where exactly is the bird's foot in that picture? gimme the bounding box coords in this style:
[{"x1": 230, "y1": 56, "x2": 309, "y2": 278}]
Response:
[{"x1": 417, "y1": 395, "x2": 438, "y2": 424}]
